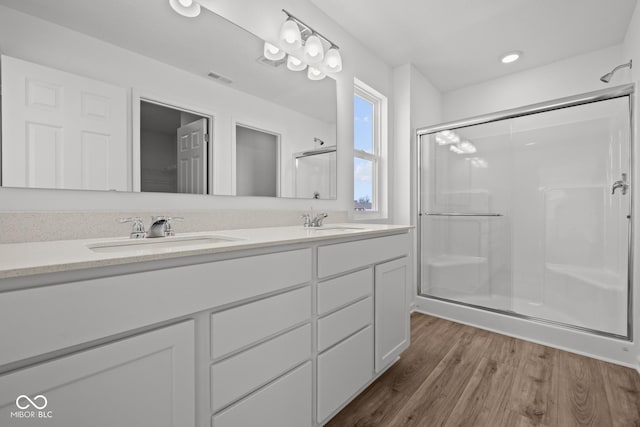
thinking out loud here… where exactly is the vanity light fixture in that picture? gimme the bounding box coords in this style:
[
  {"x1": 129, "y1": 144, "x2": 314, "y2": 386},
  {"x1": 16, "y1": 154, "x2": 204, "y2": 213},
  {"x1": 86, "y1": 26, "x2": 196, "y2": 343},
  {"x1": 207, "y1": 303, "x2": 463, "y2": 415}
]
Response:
[
  {"x1": 324, "y1": 47, "x2": 343, "y2": 73},
  {"x1": 276, "y1": 9, "x2": 342, "y2": 80},
  {"x1": 303, "y1": 34, "x2": 324, "y2": 64},
  {"x1": 280, "y1": 18, "x2": 302, "y2": 50},
  {"x1": 168, "y1": 0, "x2": 201, "y2": 17},
  {"x1": 458, "y1": 141, "x2": 477, "y2": 154},
  {"x1": 264, "y1": 42, "x2": 286, "y2": 61},
  {"x1": 501, "y1": 51, "x2": 521, "y2": 64},
  {"x1": 307, "y1": 66, "x2": 326, "y2": 81},
  {"x1": 287, "y1": 55, "x2": 307, "y2": 71},
  {"x1": 449, "y1": 145, "x2": 464, "y2": 154}
]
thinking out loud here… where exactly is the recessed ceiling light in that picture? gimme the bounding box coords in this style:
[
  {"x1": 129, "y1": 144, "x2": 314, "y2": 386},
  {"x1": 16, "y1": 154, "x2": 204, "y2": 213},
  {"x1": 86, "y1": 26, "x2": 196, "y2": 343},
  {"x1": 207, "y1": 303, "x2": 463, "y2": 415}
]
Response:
[{"x1": 501, "y1": 51, "x2": 521, "y2": 64}]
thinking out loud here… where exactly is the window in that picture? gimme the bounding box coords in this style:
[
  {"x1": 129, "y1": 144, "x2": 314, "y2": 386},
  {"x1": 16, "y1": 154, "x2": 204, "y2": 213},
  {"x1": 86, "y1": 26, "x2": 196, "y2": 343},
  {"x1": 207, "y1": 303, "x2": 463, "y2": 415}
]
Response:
[{"x1": 354, "y1": 79, "x2": 387, "y2": 217}]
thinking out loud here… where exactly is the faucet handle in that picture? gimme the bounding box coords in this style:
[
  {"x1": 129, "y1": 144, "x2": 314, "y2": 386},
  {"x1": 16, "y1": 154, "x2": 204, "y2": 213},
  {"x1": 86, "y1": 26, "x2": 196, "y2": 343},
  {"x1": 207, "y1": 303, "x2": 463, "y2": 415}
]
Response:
[
  {"x1": 313, "y1": 213, "x2": 328, "y2": 227},
  {"x1": 301, "y1": 213, "x2": 312, "y2": 227},
  {"x1": 150, "y1": 216, "x2": 184, "y2": 237},
  {"x1": 118, "y1": 217, "x2": 146, "y2": 239}
]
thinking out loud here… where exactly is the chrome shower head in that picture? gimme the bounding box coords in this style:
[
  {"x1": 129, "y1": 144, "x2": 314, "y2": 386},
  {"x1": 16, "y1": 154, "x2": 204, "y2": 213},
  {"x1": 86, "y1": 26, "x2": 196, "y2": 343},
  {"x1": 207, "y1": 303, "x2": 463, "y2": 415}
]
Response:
[
  {"x1": 600, "y1": 60, "x2": 632, "y2": 83},
  {"x1": 600, "y1": 72, "x2": 613, "y2": 83}
]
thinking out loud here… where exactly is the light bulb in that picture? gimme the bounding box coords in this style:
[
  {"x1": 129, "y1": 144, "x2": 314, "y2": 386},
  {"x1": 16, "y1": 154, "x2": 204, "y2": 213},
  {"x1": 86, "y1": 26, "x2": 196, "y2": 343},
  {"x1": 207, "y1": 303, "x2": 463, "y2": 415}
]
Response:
[
  {"x1": 287, "y1": 55, "x2": 307, "y2": 71},
  {"x1": 304, "y1": 35, "x2": 324, "y2": 64},
  {"x1": 307, "y1": 66, "x2": 326, "y2": 81},
  {"x1": 458, "y1": 141, "x2": 477, "y2": 153},
  {"x1": 501, "y1": 51, "x2": 521, "y2": 64},
  {"x1": 169, "y1": 0, "x2": 201, "y2": 17},
  {"x1": 324, "y1": 47, "x2": 342, "y2": 73},
  {"x1": 280, "y1": 19, "x2": 302, "y2": 50},
  {"x1": 263, "y1": 41, "x2": 285, "y2": 61}
]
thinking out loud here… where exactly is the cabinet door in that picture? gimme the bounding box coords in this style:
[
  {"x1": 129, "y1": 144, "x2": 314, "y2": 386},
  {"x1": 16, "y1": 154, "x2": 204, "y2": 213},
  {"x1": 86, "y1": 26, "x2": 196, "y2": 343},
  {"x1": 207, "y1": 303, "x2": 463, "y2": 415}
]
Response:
[
  {"x1": 375, "y1": 257, "x2": 410, "y2": 372},
  {"x1": 0, "y1": 321, "x2": 195, "y2": 427}
]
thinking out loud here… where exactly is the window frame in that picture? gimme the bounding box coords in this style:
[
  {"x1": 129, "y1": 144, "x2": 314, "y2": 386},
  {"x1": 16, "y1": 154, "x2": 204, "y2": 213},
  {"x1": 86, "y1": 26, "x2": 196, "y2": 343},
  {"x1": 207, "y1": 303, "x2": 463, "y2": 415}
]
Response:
[{"x1": 353, "y1": 79, "x2": 387, "y2": 219}]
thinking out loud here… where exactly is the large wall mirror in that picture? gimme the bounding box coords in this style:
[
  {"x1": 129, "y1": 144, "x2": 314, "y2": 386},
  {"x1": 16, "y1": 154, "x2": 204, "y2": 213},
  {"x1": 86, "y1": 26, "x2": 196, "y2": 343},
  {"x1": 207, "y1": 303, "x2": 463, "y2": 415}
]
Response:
[{"x1": 0, "y1": 0, "x2": 338, "y2": 199}]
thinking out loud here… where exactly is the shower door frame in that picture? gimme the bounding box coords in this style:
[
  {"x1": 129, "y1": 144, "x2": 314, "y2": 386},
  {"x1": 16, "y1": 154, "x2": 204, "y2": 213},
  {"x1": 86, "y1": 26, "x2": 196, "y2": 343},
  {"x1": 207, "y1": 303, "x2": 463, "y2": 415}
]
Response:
[{"x1": 416, "y1": 83, "x2": 635, "y2": 340}]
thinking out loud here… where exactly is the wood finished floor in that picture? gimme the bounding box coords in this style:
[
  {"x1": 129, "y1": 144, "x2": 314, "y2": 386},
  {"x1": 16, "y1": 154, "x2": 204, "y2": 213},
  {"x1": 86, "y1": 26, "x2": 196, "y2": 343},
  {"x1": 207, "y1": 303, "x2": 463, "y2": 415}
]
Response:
[{"x1": 326, "y1": 313, "x2": 640, "y2": 427}]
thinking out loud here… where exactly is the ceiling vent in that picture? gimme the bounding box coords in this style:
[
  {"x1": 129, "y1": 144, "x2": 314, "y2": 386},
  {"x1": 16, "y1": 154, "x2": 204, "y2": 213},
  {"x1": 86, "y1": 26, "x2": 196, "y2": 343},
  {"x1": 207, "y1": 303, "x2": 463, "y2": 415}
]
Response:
[
  {"x1": 207, "y1": 71, "x2": 233, "y2": 84},
  {"x1": 256, "y1": 55, "x2": 286, "y2": 68}
]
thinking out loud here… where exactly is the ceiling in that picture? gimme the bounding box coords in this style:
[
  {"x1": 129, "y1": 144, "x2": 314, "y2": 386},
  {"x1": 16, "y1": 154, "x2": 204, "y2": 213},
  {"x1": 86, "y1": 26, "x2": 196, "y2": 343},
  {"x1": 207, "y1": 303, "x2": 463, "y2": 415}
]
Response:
[{"x1": 311, "y1": 0, "x2": 638, "y2": 92}]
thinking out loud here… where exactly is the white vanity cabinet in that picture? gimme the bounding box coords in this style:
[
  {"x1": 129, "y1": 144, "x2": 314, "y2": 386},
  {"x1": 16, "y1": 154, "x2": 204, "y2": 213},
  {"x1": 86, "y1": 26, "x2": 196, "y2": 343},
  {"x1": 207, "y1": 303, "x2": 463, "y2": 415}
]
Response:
[
  {"x1": 0, "y1": 321, "x2": 195, "y2": 427},
  {"x1": 0, "y1": 227, "x2": 411, "y2": 427},
  {"x1": 316, "y1": 232, "x2": 410, "y2": 424}
]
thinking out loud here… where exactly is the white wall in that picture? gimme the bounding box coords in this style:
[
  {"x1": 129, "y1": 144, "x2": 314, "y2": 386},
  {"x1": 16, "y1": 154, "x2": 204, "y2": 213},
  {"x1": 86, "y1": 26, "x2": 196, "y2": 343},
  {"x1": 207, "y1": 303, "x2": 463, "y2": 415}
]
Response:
[
  {"x1": 442, "y1": 45, "x2": 627, "y2": 121},
  {"x1": 409, "y1": 66, "x2": 443, "y2": 223},
  {"x1": 623, "y1": 2, "x2": 640, "y2": 83},
  {"x1": 392, "y1": 65, "x2": 411, "y2": 226},
  {"x1": 0, "y1": 0, "x2": 394, "y2": 214},
  {"x1": 392, "y1": 64, "x2": 442, "y2": 226},
  {"x1": 622, "y1": 1, "x2": 640, "y2": 372}
]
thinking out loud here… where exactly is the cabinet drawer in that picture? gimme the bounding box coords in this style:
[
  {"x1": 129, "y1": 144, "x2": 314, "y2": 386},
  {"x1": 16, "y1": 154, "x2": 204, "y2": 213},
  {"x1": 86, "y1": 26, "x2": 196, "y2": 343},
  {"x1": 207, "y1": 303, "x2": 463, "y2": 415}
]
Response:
[
  {"x1": 0, "y1": 248, "x2": 311, "y2": 366},
  {"x1": 213, "y1": 361, "x2": 312, "y2": 427},
  {"x1": 318, "y1": 297, "x2": 372, "y2": 352},
  {"x1": 211, "y1": 286, "x2": 311, "y2": 359},
  {"x1": 211, "y1": 323, "x2": 311, "y2": 412},
  {"x1": 317, "y1": 268, "x2": 372, "y2": 315},
  {"x1": 317, "y1": 233, "x2": 409, "y2": 278},
  {"x1": 317, "y1": 325, "x2": 373, "y2": 422}
]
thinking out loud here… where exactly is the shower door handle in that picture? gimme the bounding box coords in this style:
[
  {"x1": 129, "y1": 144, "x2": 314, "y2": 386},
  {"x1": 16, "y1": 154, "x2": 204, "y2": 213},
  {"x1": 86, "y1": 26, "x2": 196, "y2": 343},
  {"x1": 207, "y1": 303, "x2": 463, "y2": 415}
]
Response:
[{"x1": 612, "y1": 173, "x2": 629, "y2": 195}]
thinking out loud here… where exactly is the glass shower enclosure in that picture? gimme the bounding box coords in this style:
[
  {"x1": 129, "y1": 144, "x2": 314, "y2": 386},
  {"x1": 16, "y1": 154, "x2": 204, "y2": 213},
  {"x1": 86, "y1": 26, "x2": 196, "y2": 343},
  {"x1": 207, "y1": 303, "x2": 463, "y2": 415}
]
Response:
[{"x1": 417, "y1": 84, "x2": 634, "y2": 338}]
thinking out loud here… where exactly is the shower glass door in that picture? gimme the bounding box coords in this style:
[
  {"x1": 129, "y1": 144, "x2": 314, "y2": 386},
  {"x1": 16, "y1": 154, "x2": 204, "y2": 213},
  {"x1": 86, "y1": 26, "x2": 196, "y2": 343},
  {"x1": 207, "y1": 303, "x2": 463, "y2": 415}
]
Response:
[{"x1": 419, "y1": 94, "x2": 631, "y2": 337}]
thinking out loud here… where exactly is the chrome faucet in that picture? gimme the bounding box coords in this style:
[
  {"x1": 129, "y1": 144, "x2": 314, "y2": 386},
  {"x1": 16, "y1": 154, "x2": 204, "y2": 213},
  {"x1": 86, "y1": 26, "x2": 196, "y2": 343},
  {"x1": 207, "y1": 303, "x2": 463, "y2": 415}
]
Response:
[
  {"x1": 302, "y1": 212, "x2": 328, "y2": 227},
  {"x1": 147, "y1": 216, "x2": 184, "y2": 238},
  {"x1": 612, "y1": 173, "x2": 629, "y2": 195},
  {"x1": 118, "y1": 217, "x2": 146, "y2": 239}
]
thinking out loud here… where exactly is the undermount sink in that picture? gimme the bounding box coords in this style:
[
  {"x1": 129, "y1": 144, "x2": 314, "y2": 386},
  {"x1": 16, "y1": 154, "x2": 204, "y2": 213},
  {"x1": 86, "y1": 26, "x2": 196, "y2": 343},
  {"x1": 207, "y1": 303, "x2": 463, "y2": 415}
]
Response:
[
  {"x1": 87, "y1": 235, "x2": 242, "y2": 253},
  {"x1": 307, "y1": 226, "x2": 365, "y2": 232}
]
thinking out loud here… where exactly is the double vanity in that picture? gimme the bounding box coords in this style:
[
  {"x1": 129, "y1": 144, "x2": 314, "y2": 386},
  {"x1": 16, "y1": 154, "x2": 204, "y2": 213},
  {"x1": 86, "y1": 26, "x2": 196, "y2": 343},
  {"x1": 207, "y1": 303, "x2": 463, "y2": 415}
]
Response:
[{"x1": 0, "y1": 223, "x2": 412, "y2": 426}]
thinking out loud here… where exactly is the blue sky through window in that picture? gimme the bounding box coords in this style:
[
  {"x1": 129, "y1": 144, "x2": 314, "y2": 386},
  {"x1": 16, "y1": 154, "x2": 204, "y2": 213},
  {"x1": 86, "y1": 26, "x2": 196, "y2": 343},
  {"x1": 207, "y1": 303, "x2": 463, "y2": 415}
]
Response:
[{"x1": 354, "y1": 95, "x2": 373, "y2": 206}]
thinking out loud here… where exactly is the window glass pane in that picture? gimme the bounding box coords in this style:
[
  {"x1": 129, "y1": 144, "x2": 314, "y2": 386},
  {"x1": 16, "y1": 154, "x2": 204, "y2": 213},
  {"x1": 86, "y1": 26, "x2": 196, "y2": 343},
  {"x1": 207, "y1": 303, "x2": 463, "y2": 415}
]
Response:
[
  {"x1": 354, "y1": 157, "x2": 373, "y2": 211},
  {"x1": 354, "y1": 95, "x2": 374, "y2": 153}
]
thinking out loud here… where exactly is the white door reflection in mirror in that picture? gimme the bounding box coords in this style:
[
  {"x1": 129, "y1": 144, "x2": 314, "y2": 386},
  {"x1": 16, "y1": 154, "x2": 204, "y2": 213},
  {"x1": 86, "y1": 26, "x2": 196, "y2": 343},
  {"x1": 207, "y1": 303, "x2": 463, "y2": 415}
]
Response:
[
  {"x1": 140, "y1": 100, "x2": 210, "y2": 194},
  {"x1": 1, "y1": 55, "x2": 127, "y2": 191},
  {"x1": 235, "y1": 125, "x2": 279, "y2": 197},
  {"x1": 177, "y1": 118, "x2": 207, "y2": 195}
]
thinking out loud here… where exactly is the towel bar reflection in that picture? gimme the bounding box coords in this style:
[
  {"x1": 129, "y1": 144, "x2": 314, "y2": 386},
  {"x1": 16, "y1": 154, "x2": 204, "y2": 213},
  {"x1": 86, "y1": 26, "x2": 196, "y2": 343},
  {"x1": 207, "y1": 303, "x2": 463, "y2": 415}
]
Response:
[{"x1": 423, "y1": 212, "x2": 504, "y2": 216}]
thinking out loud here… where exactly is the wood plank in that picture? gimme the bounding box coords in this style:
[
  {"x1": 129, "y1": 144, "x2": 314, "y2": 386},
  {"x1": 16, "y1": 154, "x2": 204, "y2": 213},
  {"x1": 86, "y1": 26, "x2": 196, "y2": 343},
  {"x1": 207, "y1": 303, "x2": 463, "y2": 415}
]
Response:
[
  {"x1": 443, "y1": 356, "x2": 515, "y2": 427},
  {"x1": 597, "y1": 359, "x2": 640, "y2": 426},
  {"x1": 505, "y1": 340, "x2": 559, "y2": 426},
  {"x1": 485, "y1": 332, "x2": 528, "y2": 368},
  {"x1": 557, "y1": 350, "x2": 613, "y2": 426},
  {"x1": 497, "y1": 410, "x2": 550, "y2": 427},
  {"x1": 385, "y1": 331, "x2": 491, "y2": 426}
]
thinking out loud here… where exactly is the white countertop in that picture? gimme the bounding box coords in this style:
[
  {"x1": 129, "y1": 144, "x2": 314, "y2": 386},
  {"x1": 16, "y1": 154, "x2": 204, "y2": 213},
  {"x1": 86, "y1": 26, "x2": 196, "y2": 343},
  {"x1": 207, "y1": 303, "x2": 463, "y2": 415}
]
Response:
[{"x1": 0, "y1": 224, "x2": 412, "y2": 279}]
